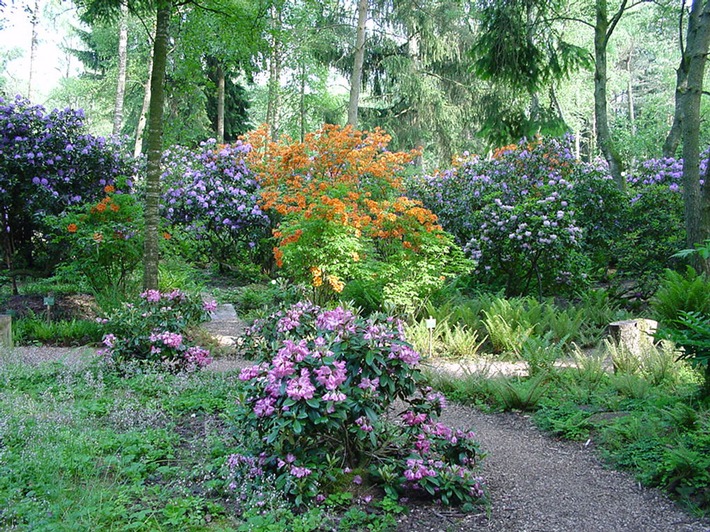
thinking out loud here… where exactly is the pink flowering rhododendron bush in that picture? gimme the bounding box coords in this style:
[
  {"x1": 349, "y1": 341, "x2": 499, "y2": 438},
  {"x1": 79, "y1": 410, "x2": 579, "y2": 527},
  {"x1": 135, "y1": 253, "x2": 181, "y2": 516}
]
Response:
[
  {"x1": 101, "y1": 289, "x2": 216, "y2": 373},
  {"x1": 232, "y1": 302, "x2": 486, "y2": 508}
]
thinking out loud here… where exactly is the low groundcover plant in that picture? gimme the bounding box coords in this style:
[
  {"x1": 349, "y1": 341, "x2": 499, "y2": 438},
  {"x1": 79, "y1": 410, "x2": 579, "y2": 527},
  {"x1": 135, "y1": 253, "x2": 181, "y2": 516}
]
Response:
[
  {"x1": 100, "y1": 289, "x2": 216, "y2": 372},
  {"x1": 232, "y1": 302, "x2": 486, "y2": 508}
]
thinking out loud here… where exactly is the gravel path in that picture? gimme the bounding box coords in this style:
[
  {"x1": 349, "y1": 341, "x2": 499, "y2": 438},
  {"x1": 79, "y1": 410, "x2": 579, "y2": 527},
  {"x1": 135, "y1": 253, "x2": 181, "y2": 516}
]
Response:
[
  {"x1": 434, "y1": 405, "x2": 709, "y2": 532},
  {"x1": 2, "y1": 305, "x2": 709, "y2": 531}
]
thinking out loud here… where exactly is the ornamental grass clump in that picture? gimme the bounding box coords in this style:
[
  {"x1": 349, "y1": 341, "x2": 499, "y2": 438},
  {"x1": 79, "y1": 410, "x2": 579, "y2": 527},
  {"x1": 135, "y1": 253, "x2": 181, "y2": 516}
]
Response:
[
  {"x1": 234, "y1": 302, "x2": 485, "y2": 508},
  {"x1": 101, "y1": 289, "x2": 216, "y2": 373}
]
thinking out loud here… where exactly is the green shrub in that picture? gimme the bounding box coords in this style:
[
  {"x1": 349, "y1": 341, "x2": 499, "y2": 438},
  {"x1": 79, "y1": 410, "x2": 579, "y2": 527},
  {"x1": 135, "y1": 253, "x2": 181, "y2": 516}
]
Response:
[
  {"x1": 13, "y1": 316, "x2": 104, "y2": 346},
  {"x1": 652, "y1": 267, "x2": 710, "y2": 325},
  {"x1": 101, "y1": 289, "x2": 215, "y2": 373},
  {"x1": 48, "y1": 186, "x2": 144, "y2": 297},
  {"x1": 234, "y1": 302, "x2": 486, "y2": 508},
  {"x1": 656, "y1": 311, "x2": 710, "y2": 397}
]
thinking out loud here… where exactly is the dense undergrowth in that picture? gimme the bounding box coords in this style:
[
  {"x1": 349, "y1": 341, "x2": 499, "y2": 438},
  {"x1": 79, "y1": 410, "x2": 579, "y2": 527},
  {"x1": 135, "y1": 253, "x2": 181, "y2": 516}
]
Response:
[{"x1": 0, "y1": 357, "x2": 423, "y2": 530}]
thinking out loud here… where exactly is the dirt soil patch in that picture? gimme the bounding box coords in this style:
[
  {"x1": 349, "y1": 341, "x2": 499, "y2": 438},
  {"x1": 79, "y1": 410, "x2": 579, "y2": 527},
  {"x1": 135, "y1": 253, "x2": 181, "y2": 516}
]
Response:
[{"x1": 0, "y1": 294, "x2": 99, "y2": 320}]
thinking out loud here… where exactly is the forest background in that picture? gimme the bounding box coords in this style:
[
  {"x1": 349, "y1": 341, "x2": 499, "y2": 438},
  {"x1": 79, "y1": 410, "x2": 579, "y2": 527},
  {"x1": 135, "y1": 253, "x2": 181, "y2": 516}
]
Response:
[{"x1": 2, "y1": 0, "x2": 706, "y2": 170}]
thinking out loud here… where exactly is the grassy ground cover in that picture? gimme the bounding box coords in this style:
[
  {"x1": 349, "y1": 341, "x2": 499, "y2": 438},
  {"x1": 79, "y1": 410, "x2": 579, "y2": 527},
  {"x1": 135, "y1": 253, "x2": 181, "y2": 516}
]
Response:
[{"x1": 0, "y1": 355, "x2": 423, "y2": 531}]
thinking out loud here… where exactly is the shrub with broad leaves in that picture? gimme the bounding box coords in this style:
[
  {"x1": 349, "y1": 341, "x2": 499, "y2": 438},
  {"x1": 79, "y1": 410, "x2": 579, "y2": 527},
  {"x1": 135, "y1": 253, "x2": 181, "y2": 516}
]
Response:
[
  {"x1": 161, "y1": 140, "x2": 272, "y2": 272},
  {"x1": 47, "y1": 185, "x2": 143, "y2": 295},
  {"x1": 616, "y1": 156, "x2": 692, "y2": 293},
  {"x1": 246, "y1": 125, "x2": 470, "y2": 310},
  {"x1": 0, "y1": 95, "x2": 135, "y2": 277},
  {"x1": 232, "y1": 302, "x2": 485, "y2": 508},
  {"x1": 101, "y1": 289, "x2": 216, "y2": 372},
  {"x1": 410, "y1": 137, "x2": 617, "y2": 296}
]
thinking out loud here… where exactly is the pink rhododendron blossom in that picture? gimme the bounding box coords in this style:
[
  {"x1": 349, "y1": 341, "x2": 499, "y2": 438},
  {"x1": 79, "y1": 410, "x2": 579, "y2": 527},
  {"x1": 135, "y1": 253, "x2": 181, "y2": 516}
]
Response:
[
  {"x1": 315, "y1": 360, "x2": 347, "y2": 390},
  {"x1": 322, "y1": 390, "x2": 346, "y2": 402},
  {"x1": 290, "y1": 465, "x2": 312, "y2": 478},
  {"x1": 254, "y1": 396, "x2": 276, "y2": 417},
  {"x1": 141, "y1": 289, "x2": 161, "y2": 302},
  {"x1": 286, "y1": 369, "x2": 316, "y2": 401},
  {"x1": 403, "y1": 458, "x2": 436, "y2": 481},
  {"x1": 239, "y1": 365, "x2": 263, "y2": 381},
  {"x1": 102, "y1": 333, "x2": 116, "y2": 348},
  {"x1": 278, "y1": 339, "x2": 310, "y2": 362},
  {"x1": 185, "y1": 346, "x2": 212, "y2": 368},
  {"x1": 315, "y1": 307, "x2": 355, "y2": 331},
  {"x1": 202, "y1": 300, "x2": 218, "y2": 312},
  {"x1": 389, "y1": 343, "x2": 420, "y2": 365},
  {"x1": 402, "y1": 410, "x2": 428, "y2": 426},
  {"x1": 358, "y1": 377, "x2": 379, "y2": 391},
  {"x1": 270, "y1": 354, "x2": 296, "y2": 379},
  {"x1": 150, "y1": 331, "x2": 183, "y2": 348},
  {"x1": 355, "y1": 416, "x2": 373, "y2": 432}
]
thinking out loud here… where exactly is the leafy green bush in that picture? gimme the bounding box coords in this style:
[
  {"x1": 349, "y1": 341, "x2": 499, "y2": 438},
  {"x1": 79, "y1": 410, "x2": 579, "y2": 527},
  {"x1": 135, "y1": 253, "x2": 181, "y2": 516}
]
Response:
[
  {"x1": 652, "y1": 267, "x2": 710, "y2": 396},
  {"x1": 656, "y1": 312, "x2": 710, "y2": 397},
  {"x1": 235, "y1": 302, "x2": 486, "y2": 508},
  {"x1": 101, "y1": 289, "x2": 215, "y2": 372},
  {"x1": 48, "y1": 186, "x2": 143, "y2": 297},
  {"x1": 652, "y1": 267, "x2": 710, "y2": 325},
  {"x1": 411, "y1": 137, "x2": 619, "y2": 296}
]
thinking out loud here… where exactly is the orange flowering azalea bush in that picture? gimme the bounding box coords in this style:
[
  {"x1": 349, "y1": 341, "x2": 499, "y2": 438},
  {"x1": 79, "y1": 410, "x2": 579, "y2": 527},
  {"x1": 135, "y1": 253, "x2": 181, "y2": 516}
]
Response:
[
  {"x1": 246, "y1": 125, "x2": 470, "y2": 310},
  {"x1": 48, "y1": 184, "x2": 144, "y2": 295}
]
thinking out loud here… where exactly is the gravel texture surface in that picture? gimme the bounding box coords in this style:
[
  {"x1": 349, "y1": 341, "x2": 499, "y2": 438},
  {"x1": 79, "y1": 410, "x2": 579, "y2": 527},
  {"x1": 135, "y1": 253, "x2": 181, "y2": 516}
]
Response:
[{"x1": 2, "y1": 304, "x2": 709, "y2": 532}]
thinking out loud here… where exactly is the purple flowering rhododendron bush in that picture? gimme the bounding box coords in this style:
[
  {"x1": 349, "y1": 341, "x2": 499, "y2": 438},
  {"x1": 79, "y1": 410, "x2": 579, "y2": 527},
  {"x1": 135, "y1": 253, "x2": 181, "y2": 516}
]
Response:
[
  {"x1": 615, "y1": 155, "x2": 701, "y2": 291},
  {"x1": 160, "y1": 140, "x2": 272, "y2": 271},
  {"x1": 231, "y1": 302, "x2": 485, "y2": 508},
  {"x1": 100, "y1": 289, "x2": 216, "y2": 373},
  {"x1": 0, "y1": 95, "x2": 135, "y2": 276},
  {"x1": 409, "y1": 136, "x2": 625, "y2": 297}
]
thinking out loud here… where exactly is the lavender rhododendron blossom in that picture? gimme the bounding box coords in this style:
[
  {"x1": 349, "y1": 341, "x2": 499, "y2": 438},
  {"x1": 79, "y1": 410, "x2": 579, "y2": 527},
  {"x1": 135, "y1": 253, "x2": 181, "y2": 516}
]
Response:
[
  {"x1": 410, "y1": 136, "x2": 611, "y2": 295},
  {"x1": 0, "y1": 95, "x2": 135, "y2": 269},
  {"x1": 160, "y1": 140, "x2": 271, "y2": 266}
]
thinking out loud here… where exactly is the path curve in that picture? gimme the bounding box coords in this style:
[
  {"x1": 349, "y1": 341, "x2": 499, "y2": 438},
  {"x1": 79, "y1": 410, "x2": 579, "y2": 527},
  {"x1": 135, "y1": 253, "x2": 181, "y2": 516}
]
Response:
[
  {"x1": 2, "y1": 305, "x2": 709, "y2": 531},
  {"x1": 434, "y1": 404, "x2": 709, "y2": 531}
]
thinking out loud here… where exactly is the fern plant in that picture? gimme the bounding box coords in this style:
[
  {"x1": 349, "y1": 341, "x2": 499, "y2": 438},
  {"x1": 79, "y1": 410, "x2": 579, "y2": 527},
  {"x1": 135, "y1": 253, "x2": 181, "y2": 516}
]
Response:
[
  {"x1": 442, "y1": 324, "x2": 487, "y2": 358},
  {"x1": 652, "y1": 267, "x2": 710, "y2": 325},
  {"x1": 656, "y1": 311, "x2": 710, "y2": 397},
  {"x1": 489, "y1": 373, "x2": 549, "y2": 411}
]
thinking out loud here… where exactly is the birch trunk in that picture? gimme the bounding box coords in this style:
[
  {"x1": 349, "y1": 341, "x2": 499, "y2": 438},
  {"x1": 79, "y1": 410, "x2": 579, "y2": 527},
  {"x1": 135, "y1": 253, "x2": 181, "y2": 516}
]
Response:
[
  {"x1": 134, "y1": 27, "x2": 155, "y2": 157},
  {"x1": 594, "y1": 0, "x2": 626, "y2": 190},
  {"x1": 347, "y1": 0, "x2": 368, "y2": 127},
  {"x1": 112, "y1": 2, "x2": 129, "y2": 137},
  {"x1": 217, "y1": 64, "x2": 225, "y2": 143}
]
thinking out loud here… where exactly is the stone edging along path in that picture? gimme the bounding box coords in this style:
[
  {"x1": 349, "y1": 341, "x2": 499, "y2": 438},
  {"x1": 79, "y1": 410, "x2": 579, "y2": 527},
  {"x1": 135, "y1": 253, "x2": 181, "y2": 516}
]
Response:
[{"x1": 2, "y1": 304, "x2": 709, "y2": 531}]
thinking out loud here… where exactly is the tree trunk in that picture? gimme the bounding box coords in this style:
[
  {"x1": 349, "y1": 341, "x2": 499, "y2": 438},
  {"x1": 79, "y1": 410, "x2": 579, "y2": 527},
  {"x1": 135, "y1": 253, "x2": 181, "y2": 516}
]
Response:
[
  {"x1": 27, "y1": 0, "x2": 40, "y2": 100},
  {"x1": 143, "y1": 0, "x2": 171, "y2": 291},
  {"x1": 266, "y1": 4, "x2": 283, "y2": 141},
  {"x1": 348, "y1": 0, "x2": 368, "y2": 127},
  {"x1": 664, "y1": 5, "x2": 691, "y2": 158},
  {"x1": 112, "y1": 1, "x2": 129, "y2": 137},
  {"x1": 134, "y1": 26, "x2": 155, "y2": 157},
  {"x1": 626, "y1": 49, "x2": 635, "y2": 136},
  {"x1": 217, "y1": 63, "x2": 225, "y2": 143},
  {"x1": 680, "y1": 0, "x2": 710, "y2": 274},
  {"x1": 594, "y1": 0, "x2": 626, "y2": 190},
  {"x1": 663, "y1": 65, "x2": 687, "y2": 158}
]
